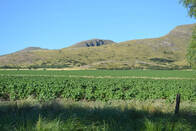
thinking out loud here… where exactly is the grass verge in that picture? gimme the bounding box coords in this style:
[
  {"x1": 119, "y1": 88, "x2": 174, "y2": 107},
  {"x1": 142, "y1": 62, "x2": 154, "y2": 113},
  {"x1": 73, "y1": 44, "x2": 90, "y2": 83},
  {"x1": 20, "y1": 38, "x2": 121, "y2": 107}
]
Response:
[{"x1": 0, "y1": 99, "x2": 195, "y2": 131}]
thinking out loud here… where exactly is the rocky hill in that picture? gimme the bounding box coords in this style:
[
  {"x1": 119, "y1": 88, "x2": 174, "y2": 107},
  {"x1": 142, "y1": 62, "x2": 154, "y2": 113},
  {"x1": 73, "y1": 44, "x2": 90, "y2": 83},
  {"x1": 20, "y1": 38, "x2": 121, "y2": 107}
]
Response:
[
  {"x1": 70, "y1": 39, "x2": 115, "y2": 48},
  {"x1": 0, "y1": 23, "x2": 195, "y2": 69}
]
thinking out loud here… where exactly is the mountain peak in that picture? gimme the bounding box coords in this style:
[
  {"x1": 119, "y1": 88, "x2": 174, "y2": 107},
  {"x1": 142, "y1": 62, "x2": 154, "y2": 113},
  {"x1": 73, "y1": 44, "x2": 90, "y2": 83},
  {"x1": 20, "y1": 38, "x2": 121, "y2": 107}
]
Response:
[{"x1": 70, "y1": 39, "x2": 116, "y2": 48}]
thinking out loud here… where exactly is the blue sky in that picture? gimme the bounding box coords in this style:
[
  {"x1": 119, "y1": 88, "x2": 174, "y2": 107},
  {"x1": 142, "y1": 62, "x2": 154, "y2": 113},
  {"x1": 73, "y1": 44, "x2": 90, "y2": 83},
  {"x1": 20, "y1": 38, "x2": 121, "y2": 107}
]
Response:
[{"x1": 0, "y1": 0, "x2": 195, "y2": 55}]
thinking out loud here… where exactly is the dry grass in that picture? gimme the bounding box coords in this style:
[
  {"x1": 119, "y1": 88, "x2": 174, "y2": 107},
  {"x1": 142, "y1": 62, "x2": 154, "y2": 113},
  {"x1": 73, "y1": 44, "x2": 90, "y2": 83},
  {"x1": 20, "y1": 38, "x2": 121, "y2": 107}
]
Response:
[{"x1": 0, "y1": 24, "x2": 195, "y2": 69}]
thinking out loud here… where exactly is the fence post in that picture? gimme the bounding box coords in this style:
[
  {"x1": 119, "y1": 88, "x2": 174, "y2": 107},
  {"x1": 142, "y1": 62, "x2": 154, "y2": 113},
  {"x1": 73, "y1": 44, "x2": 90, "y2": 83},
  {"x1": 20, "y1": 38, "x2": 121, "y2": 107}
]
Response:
[{"x1": 174, "y1": 94, "x2": 180, "y2": 114}]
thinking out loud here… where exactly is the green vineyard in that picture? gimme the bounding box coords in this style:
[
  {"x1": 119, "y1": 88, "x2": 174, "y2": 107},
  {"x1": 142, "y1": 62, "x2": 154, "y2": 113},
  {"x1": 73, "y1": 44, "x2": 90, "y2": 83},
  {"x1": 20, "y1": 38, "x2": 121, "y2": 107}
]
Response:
[
  {"x1": 0, "y1": 70, "x2": 196, "y2": 130},
  {"x1": 0, "y1": 70, "x2": 195, "y2": 102}
]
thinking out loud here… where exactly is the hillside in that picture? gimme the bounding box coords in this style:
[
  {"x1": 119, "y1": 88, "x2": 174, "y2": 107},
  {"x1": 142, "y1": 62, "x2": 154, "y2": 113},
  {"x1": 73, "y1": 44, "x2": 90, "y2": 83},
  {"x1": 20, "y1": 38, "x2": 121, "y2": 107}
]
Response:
[{"x1": 0, "y1": 23, "x2": 195, "y2": 69}]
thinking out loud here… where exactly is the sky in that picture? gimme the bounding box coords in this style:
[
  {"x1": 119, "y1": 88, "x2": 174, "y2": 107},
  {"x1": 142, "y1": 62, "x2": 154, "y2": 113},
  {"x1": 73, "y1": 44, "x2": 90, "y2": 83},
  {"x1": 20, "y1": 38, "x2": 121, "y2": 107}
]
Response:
[{"x1": 0, "y1": 0, "x2": 195, "y2": 55}]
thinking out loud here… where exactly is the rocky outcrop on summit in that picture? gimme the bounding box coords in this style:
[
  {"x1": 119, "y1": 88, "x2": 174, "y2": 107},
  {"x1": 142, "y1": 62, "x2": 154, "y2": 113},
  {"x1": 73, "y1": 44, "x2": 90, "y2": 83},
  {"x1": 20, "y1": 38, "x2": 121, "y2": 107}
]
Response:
[{"x1": 70, "y1": 39, "x2": 115, "y2": 48}]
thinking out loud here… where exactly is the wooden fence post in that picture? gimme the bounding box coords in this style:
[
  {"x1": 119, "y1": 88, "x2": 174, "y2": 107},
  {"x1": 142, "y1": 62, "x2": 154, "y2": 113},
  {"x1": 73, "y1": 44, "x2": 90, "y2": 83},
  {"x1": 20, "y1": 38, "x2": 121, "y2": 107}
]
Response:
[{"x1": 175, "y1": 94, "x2": 180, "y2": 114}]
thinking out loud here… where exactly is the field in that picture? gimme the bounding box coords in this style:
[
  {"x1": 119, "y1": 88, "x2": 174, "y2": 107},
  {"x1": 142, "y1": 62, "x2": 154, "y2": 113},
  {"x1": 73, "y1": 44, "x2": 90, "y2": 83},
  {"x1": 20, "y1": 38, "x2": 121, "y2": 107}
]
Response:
[
  {"x1": 0, "y1": 69, "x2": 196, "y2": 78},
  {"x1": 0, "y1": 70, "x2": 196, "y2": 130}
]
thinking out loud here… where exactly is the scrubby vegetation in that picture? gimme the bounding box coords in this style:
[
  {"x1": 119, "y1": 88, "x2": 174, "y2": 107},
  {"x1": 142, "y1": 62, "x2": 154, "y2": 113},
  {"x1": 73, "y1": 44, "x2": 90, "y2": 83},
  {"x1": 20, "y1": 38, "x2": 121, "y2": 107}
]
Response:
[{"x1": 0, "y1": 24, "x2": 195, "y2": 70}]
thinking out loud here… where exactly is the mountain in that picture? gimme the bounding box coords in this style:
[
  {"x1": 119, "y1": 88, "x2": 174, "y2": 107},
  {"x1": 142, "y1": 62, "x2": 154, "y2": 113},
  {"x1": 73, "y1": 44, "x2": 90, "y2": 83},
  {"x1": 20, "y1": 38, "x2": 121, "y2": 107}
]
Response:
[
  {"x1": 0, "y1": 23, "x2": 195, "y2": 69},
  {"x1": 69, "y1": 39, "x2": 116, "y2": 48}
]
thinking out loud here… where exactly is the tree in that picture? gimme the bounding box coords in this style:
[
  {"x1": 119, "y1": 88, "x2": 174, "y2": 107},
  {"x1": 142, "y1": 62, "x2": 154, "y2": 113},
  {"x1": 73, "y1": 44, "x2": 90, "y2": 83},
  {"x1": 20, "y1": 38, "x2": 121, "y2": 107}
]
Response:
[
  {"x1": 187, "y1": 26, "x2": 196, "y2": 68},
  {"x1": 180, "y1": 0, "x2": 196, "y2": 18},
  {"x1": 180, "y1": 0, "x2": 196, "y2": 69}
]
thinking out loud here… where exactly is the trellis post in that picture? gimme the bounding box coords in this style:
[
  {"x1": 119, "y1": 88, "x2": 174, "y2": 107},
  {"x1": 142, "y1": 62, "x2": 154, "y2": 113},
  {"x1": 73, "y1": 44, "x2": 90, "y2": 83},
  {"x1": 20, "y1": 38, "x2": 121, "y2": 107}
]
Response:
[{"x1": 174, "y1": 94, "x2": 180, "y2": 114}]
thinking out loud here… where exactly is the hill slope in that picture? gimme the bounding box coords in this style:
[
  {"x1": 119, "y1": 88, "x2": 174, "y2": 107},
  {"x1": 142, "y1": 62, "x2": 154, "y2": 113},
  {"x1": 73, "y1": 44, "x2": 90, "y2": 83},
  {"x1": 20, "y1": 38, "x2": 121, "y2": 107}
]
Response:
[{"x1": 0, "y1": 24, "x2": 195, "y2": 69}]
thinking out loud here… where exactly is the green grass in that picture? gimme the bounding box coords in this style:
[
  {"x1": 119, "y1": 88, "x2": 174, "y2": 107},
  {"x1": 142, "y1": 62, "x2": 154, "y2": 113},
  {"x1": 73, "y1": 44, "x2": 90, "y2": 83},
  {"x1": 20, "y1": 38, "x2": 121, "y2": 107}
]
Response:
[
  {"x1": 0, "y1": 70, "x2": 196, "y2": 78},
  {"x1": 0, "y1": 100, "x2": 195, "y2": 131}
]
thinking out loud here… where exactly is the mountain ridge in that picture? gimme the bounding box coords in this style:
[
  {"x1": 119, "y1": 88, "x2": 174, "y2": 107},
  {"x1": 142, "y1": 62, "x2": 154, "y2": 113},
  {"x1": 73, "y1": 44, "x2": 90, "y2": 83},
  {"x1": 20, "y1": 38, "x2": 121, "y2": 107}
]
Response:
[{"x1": 0, "y1": 23, "x2": 195, "y2": 69}]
